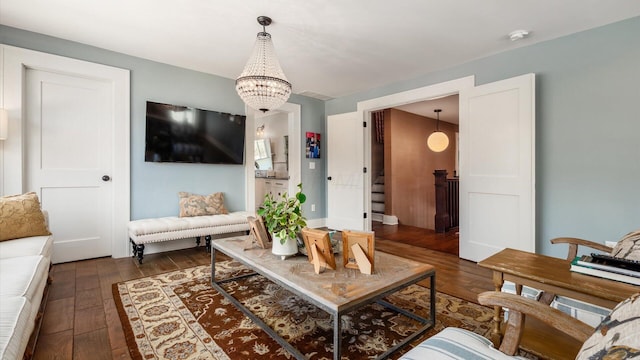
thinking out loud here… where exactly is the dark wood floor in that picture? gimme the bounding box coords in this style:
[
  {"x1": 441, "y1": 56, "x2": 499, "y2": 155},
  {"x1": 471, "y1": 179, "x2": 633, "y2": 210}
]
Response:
[
  {"x1": 33, "y1": 227, "x2": 493, "y2": 360},
  {"x1": 372, "y1": 222, "x2": 459, "y2": 256}
]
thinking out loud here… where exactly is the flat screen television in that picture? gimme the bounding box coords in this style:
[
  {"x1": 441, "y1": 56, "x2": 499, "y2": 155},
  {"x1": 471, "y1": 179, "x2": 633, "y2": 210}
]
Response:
[{"x1": 145, "y1": 101, "x2": 246, "y2": 164}]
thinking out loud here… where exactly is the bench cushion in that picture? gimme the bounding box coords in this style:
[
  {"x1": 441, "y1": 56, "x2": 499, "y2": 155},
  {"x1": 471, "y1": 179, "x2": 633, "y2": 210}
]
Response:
[{"x1": 128, "y1": 211, "x2": 251, "y2": 244}]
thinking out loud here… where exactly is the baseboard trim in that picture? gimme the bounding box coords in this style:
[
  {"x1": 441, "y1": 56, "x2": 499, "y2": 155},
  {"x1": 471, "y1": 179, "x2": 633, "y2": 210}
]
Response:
[{"x1": 382, "y1": 215, "x2": 398, "y2": 225}]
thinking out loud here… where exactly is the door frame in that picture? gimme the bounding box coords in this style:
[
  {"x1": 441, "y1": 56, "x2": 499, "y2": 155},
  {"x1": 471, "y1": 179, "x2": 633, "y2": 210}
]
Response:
[
  {"x1": 245, "y1": 103, "x2": 301, "y2": 213},
  {"x1": 1, "y1": 45, "x2": 131, "y2": 258},
  {"x1": 354, "y1": 76, "x2": 475, "y2": 230}
]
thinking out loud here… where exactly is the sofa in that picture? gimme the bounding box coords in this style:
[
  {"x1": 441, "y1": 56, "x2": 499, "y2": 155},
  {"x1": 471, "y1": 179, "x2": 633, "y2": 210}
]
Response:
[{"x1": 0, "y1": 192, "x2": 53, "y2": 360}]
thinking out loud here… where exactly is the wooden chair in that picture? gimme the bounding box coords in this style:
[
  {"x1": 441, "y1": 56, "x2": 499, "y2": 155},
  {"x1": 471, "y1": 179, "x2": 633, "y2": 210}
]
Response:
[
  {"x1": 551, "y1": 229, "x2": 640, "y2": 261},
  {"x1": 398, "y1": 291, "x2": 640, "y2": 360},
  {"x1": 551, "y1": 237, "x2": 613, "y2": 260}
]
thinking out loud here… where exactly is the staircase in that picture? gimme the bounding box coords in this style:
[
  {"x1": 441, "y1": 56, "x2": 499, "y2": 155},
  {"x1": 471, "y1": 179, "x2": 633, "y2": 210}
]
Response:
[{"x1": 371, "y1": 174, "x2": 385, "y2": 222}]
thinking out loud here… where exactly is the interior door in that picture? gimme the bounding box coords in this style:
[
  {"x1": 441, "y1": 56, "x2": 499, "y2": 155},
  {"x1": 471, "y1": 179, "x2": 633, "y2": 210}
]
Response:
[
  {"x1": 459, "y1": 73, "x2": 535, "y2": 262},
  {"x1": 25, "y1": 69, "x2": 114, "y2": 263},
  {"x1": 326, "y1": 112, "x2": 365, "y2": 230}
]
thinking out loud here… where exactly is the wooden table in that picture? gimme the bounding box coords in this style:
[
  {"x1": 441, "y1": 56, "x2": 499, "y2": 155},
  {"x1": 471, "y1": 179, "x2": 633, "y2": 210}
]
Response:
[
  {"x1": 479, "y1": 248, "x2": 639, "y2": 358},
  {"x1": 211, "y1": 236, "x2": 436, "y2": 360}
]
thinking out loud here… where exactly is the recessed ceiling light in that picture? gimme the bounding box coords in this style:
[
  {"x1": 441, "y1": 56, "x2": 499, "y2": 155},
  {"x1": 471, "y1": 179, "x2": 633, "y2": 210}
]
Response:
[{"x1": 508, "y1": 29, "x2": 530, "y2": 41}]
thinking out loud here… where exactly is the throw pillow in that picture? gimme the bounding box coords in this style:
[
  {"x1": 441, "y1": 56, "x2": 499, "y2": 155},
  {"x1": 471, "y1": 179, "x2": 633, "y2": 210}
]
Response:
[
  {"x1": 0, "y1": 192, "x2": 51, "y2": 241},
  {"x1": 576, "y1": 293, "x2": 640, "y2": 360},
  {"x1": 611, "y1": 230, "x2": 640, "y2": 261},
  {"x1": 178, "y1": 192, "x2": 228, "y2": 217}
]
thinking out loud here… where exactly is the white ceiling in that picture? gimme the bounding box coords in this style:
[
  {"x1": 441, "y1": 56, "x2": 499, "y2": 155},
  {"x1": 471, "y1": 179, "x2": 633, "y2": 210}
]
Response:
[{"x1": 2, "y1": 1, "x2": 639, "y2": 104}]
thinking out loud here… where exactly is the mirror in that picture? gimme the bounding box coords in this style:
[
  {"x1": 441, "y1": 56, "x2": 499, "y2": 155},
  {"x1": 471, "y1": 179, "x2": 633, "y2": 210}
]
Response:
[{"x1": 254, "y1": 138, "x2": 273, "y2": 170}]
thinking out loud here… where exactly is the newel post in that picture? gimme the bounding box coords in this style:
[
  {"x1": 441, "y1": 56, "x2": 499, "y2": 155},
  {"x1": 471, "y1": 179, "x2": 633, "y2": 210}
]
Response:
[{"x1": 433, "y1": 170, "x2": 449, "y2": 233}]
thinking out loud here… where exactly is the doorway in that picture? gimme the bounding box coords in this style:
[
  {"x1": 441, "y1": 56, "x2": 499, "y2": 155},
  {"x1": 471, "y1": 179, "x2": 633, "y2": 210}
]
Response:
[
  {"x1": 328, "y1": 74, "x2": 535, "y2": 261},
  {"x1": 244, "y1": 103, "x2": 301, "y2": 213}
]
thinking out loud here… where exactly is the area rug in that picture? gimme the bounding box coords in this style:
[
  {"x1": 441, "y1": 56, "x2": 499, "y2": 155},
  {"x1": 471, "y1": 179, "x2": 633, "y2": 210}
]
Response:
[{"x1": 113, "y1": 260, "x2": 494, "y2": 360}]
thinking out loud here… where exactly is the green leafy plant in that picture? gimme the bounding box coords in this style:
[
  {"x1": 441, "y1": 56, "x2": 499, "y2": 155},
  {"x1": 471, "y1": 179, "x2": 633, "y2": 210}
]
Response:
[{"x1": 257, "y1": 183, "x2": 307, "y2": 244}]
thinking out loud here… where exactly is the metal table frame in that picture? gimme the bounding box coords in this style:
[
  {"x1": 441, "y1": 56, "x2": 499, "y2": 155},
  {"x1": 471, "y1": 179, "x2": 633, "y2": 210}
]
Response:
[{"x1": 211, "y1": 246, "x2": 436, "y2": 360}]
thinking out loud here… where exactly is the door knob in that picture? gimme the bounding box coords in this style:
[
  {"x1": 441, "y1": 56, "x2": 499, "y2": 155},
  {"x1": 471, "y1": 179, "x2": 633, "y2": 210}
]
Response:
[
  {"x1": 102, "y1": 175, "x2": 111, "y2": 181},
  {"x1": 327, "y1": 176, "x2": 332, "y2": 180}
]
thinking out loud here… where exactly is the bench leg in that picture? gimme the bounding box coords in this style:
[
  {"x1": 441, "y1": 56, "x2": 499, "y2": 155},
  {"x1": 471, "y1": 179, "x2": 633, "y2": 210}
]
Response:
[
  {"x1": 130, "y1": 238, "x2": 145, "y2": 264},
  {"x1": 205, "y1": 235, "x2": 212, "y2": 252},
  {"x1": 196, "y1": 236, "x2": 201, "y2": 247},
  {"x1": 130, "y1": 238, "x2": 137, "y2": 258}
]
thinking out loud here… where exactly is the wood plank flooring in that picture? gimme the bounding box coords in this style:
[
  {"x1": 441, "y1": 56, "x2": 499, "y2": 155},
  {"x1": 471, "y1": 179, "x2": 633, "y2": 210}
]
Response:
[{"x1": 33, "y1": 229, "x2": 493, "y2": 360}]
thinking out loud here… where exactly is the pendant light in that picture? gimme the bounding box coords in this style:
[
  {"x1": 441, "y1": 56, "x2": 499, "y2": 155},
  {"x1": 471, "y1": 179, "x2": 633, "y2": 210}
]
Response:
[
  {"x1": 236, "y1": 16, "x2": 292, "y2": 113},
  {"x1": 427, "y1": 109, "x2": 449, "y2": 152}
]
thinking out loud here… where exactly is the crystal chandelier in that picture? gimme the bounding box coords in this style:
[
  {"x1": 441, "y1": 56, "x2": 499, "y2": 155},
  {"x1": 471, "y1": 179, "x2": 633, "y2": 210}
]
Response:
[{"x1": 236, "y1": 16, "x2": 292, "y2": 113}]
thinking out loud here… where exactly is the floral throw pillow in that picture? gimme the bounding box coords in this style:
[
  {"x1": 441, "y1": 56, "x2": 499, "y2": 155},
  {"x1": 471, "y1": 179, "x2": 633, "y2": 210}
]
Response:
[
  {"x1": 576, "y1": 293, "x2": 640, "y2": 360},
  {"x1": 178, "y1": 192, "x2": 228, "y2": 217},
  {"x1": 611, "y1": 229, "x2": 640, "y2": 261},
  {"x1": 0, "y1": 192, "x2": 51, "y2": 241}
]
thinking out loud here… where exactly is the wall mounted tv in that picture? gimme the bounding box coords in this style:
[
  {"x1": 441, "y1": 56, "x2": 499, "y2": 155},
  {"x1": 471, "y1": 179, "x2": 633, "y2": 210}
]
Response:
[{"x1": 145, "y1": 101, "x2": 246, "y2": 165}]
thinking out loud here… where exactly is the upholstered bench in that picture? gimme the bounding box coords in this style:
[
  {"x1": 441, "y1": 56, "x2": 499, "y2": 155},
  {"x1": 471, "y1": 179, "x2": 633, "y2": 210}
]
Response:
[{"x1": 128, "y1": 211, "x2": 251, "y2": 263}]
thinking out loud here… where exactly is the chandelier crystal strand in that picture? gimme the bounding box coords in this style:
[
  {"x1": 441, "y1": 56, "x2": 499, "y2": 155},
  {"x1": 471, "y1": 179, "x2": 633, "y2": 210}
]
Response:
[{"x1": 236, "y1": 18, "x2": 291, "y2": 112}]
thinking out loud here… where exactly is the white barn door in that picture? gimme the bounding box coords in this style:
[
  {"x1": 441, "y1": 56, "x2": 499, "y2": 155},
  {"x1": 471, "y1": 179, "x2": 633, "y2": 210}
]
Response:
[
  {"x1": 326, "y1": 112, "x2": 365, "y2": 230},
  {"x1": 459, "y1": 73, "x2": 535, "y2": 262}
]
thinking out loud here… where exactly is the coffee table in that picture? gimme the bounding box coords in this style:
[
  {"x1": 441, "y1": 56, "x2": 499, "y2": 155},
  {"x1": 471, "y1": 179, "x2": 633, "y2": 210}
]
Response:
[{"x1": 210, "y1": 236, "x2": 436, "y2": 360}]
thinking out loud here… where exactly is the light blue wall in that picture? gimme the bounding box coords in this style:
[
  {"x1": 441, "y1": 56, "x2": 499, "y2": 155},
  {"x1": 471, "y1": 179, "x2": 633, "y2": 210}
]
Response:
[
  {"x1": 3, "y1": 16, "x2": 639, "y2": 258},
  {"x1": 327, "y1": 17, "x2": 640, "y2": 258},
  {"x1": 0, "y1": 26, "x2": 325, "y2": 220}
]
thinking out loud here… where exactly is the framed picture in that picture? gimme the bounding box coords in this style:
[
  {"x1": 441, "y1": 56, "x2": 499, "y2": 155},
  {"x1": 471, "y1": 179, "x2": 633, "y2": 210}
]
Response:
[
  {"x1": 301, "y1": 228, "x2": 336, "y2": 271},
  {"x1": 342, "y1": 230, "x2": 375, "y2": 272},
  {"x1": 246, "y1": 216, "x2": 271, "y2": 249},
  {"x1": 305, "y1": 132, "x2": 321, "y2": 159}
]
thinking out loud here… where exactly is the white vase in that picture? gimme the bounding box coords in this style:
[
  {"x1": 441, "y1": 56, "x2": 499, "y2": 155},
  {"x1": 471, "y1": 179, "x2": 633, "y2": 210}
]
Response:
[{"x1": 271, "y1": 233, "x2": 298, "y2": 260}]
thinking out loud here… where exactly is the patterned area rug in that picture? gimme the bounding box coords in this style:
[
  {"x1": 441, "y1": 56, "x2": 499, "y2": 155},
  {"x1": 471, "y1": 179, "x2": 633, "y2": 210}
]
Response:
[{"x1": 113, "y1": 260, "x2": 495, "y2": 360}]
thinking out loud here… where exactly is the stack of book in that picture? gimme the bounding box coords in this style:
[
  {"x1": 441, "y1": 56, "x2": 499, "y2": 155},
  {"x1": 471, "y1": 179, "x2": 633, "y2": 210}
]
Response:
[{"x1": 570, "y1": 254, "x2": 640, "y2": 286}]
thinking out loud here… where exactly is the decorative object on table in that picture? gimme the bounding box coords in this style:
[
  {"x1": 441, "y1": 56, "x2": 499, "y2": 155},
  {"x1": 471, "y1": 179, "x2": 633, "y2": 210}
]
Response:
[
  {"x1": 257, "y1": 183, "x2": 306, "y2": 259},
  {"x1": 300, "y1": 228, "x2": 336, "y2": 274},
  {"x1": 235, "y1": 16, "x2": 291, "y2": 113},
  {"x1": 113, "y1": 262, "x2": 498, "y2": 360},
  {"x1": 426, "y1": 109, "x2": 449, "y2": 152},
  {"x1": 305, "y1": 132, "x2": 320, "y2": 158},
  {"x1": 245, "y1": 216, "x2": 271, "y2": 250},
  {"x1": 342, "y1": 229, "x2": 375, "y2": 274}
]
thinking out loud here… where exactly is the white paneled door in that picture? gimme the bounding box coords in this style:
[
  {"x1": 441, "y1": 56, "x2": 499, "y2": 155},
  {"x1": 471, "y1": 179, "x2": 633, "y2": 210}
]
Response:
[
  {"x1": 26, "y1": 70, "x2": 114, "y2": 263},
  {"x1": 326, "y1": 112, "x2": 365, "y2": 230},
  {"x1": 1, "y1": 45, "x2": 132, "y2": 264},
  {"x1": 459, "y1": 73, "x2": 535, "y2": 262}
]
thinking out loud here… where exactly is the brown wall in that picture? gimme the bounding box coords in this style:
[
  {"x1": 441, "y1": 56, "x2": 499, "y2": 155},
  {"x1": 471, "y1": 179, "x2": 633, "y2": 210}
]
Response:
[{"x1": 385, "y1": 109, "x2": 457, "y2": 229}]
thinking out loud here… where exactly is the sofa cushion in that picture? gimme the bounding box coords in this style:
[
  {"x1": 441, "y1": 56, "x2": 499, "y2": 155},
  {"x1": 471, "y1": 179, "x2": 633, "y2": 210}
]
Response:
[
  {"x1": 576, "y1": 293, "x2": 640, "y2": 359},
  {"x1": 0, "y1": 256, "x2": 49, "y2": 301},
  {"x1": 611, "y1": 229, "x2": 640, "y2": 261},
  {"x1": 0, "y1": 296, "x2": 34, "y2": 360},
  {"x1": 398, "y1": 327, "x2": 528, "y2": 360},
  {"x1": 0, "y1": 235, "x2": 53, "y2": 259},
  {"x1": 0, "y1": 192, "x2": 51, "y2": 241}
]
